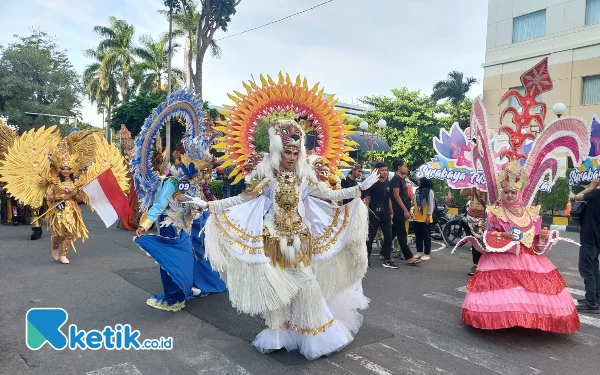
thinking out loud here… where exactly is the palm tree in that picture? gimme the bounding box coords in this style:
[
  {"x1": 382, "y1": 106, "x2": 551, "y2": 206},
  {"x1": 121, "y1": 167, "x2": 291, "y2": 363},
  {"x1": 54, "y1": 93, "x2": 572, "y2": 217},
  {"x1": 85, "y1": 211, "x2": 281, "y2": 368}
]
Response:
[
  {"x1": 92, "y1": 17, "x2": 136, "y2": 103},
  {"x1": 159, "y1": 1, "x2": 222, "y2": 89},
  {"x1": 132, "y1": 35, "x2": 182, "y2": 95},
  {"x1": 431, "y1": 71, "x2": 478, "y2": 128},
  {"x1": 83, "y1": 49, "x2": 120, "y2": 140}
]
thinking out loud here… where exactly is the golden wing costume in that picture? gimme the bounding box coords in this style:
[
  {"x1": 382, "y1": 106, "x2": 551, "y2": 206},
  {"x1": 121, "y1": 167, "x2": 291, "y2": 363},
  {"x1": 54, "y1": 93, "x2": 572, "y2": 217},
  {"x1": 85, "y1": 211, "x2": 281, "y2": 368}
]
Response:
[{"x1": 0, "y1": 127, "x2": 129, "y2": 264}]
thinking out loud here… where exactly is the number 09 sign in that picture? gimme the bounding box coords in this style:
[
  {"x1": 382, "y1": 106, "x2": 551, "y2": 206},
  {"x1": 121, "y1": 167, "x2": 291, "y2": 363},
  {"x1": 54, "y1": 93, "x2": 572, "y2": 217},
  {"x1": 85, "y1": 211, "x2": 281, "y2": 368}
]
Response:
[{"x1": 178, "y1": 180, "x2": 191, "y2": 192}]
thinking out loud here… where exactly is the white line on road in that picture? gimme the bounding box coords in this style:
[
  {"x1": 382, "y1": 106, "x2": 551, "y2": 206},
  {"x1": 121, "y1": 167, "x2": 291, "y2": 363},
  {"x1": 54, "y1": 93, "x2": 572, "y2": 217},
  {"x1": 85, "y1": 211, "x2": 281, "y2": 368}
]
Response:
[
  {"x1": 566, "y1": 287, "x2": 585, "y2": 296},
  {"x1": 344, "y1": 353, "x2": 393, "y2": 375},
  {"x1": 324, "y1": 359, "x2": 360, "y2": 375},
  {"x1": 389, "y1": 321, "x2": 541, "y2": 375},
  {"x1": 579, "y1": 315, "x2": 600, "y2": 329},
  {"x1": 376, "y1": 343, "x2": 454, "y2": 374},
  {"x1": 86, "y1": 363, "x2": 142, "y2": 375},
  {"x1": 176, "y1": 345, "x2": 251, "y2": 374},
  {"x1": 424, "y1": 292, "x2": 463, "y2": 307}
]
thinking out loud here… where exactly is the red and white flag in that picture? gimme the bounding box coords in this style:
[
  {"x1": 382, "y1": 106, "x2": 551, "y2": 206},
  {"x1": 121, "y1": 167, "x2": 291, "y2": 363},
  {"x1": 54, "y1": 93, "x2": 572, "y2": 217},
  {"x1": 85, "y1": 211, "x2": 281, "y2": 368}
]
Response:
[{"x1": 82, "y1": 169, "x2": 131, "y2": 227}]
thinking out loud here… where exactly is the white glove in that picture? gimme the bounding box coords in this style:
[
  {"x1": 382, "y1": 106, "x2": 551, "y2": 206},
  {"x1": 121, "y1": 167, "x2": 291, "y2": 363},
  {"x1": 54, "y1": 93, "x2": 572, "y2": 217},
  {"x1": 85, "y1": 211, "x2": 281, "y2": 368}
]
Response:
[
  {"x1": 359, "y1": 168, "x2": 379, "y2": 190},
  {"x1": 183, "y1": 194, "x2": 208, "y2": 209}
]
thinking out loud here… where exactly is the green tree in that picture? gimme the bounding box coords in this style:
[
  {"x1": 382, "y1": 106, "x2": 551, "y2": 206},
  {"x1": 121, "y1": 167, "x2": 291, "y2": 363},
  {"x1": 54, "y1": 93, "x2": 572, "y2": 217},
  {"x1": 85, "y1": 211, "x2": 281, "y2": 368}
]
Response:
[
  {"x1": 437, "y1": 97, "x2": 473, "y2": 129},
  {"x1": 109, "y1": 91, "x2": 187, "y2": 147},
  {"x1": 431, "y1": 71, "x2": 478, "y2": 128},
  {"x1": 92, "y1": 17, "x2": 137, "y2": 103},
  {"x1": 132, "y1": 34, "x2": 182, "y2": 94},
  {"x1": 539, "y1": 177, "x2": 570, "y2": 216},
  {"x1": 359, "y1": 88, "x2": 446, "y2": 169},
  {"x1": 83, "y1": 48, "x2": 120, "y2": 137},
  {"x1": 193, "y1": 0, "x2": 242, "y2": 101},
  {"x1": 0, "y1": 30, "x2": 81, "y2": 128}
]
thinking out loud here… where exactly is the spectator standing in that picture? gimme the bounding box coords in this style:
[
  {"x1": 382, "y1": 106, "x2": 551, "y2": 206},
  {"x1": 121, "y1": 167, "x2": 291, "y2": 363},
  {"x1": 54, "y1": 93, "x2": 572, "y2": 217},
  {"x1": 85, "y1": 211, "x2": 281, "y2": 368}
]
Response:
[
  {"x1": 461, "y1": 187, "x2": 487, "y2": 275},
  {"x1": 391, "y1": 159, "x2": 421, "y2": 265},
  {"x1": 364, "y1": 162, "x2": 397, "y2": 269},
  {"x1": 574, "y1": 178, "x2": 600, "y2": 313},
  {"x1": 341, "y1": 164, "x2": 362, "y2": 205},
  {"x1": 413, "y1": 177, "x2": 434, "y2": 260}
]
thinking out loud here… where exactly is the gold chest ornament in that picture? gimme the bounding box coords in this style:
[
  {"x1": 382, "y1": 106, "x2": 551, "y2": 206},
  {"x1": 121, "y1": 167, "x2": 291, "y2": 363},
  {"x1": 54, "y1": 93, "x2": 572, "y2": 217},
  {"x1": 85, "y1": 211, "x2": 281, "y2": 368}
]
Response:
[{"x1": 274, "y1": 171, "x2": 303, "y2": 236}]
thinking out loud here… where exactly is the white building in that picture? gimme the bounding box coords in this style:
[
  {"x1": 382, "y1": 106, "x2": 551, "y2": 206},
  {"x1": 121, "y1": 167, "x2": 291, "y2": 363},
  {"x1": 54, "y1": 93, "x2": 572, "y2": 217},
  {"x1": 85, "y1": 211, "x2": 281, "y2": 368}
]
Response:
[{"x1": 483, "y1": 0, "x2": 600, "y2": 132}]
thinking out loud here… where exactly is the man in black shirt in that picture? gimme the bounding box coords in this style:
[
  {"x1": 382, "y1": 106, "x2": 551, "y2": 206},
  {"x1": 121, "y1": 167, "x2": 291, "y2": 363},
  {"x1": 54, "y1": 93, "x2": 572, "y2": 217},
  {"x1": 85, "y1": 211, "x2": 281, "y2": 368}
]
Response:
[
  {"x1": 391, "y1": 159, "x2": 421, "y2": 265},
  {"x1": 365, "y1": 162, "x2": 398, "y2": 269},
  {"x1": 575, "y1": 178, "x2": 600, "y2": 313},
  {"x1": 341, "y1": 164, "x2": 362, "y2": 205}
]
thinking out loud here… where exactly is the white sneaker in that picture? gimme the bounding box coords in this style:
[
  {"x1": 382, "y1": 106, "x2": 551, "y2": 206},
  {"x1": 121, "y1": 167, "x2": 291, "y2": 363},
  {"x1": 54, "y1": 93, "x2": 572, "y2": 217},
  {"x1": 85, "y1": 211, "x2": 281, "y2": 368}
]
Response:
[
  {"x1": 421, "y1": 255, "x2": 431, "y2": 260},
  {"x1": 414, "y1": 252, "x2": 424, "y2": 259}
]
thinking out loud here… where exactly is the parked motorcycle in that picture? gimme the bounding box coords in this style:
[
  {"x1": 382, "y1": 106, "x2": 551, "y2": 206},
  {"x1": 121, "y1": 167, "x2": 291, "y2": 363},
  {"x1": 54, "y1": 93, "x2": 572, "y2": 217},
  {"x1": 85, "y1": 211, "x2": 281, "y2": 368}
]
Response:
[{"x1": 442, "y1": 208, "x2": 471, "y2": 246}]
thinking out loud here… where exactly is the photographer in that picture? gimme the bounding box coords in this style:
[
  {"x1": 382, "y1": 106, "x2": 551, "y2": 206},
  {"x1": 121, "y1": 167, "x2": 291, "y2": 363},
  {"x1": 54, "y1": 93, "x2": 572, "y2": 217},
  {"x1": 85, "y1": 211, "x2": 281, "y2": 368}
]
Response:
[{"x1": 574, "y1": 178, "x2": 600, "y2": 313}]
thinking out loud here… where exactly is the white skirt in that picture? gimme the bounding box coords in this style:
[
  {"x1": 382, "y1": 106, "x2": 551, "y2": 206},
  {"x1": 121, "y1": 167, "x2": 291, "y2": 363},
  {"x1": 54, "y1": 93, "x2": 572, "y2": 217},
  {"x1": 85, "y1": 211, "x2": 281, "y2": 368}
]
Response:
[{"x1": 252, "y1": 281, "x2": 369, "y2": 360}]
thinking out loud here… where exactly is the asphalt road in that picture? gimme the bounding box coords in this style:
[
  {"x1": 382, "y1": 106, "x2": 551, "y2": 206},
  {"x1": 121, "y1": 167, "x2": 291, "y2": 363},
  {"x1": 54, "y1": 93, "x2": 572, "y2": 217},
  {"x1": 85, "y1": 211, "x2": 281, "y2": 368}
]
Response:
[{"x1": 1, "y1": 206, "x2": 599, "y2": 375}]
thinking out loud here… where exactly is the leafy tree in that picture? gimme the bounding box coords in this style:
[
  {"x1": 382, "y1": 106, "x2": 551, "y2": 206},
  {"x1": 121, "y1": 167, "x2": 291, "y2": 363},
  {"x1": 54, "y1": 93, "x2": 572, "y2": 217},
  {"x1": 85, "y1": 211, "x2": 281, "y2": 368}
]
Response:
[
  {"x1": 539, "y1": 177, "x2": 570, "y2": 216},
  {"x1": 0, "y1": 29, "x2": 81, "y2": 128},
  {"x1": 359, "y1": 88, "x2": 447, "y2": 170},
  {"x1": 83, "y1": 48, "x2": 120, "y2": 136},
  {"x1": 132, "y1": 34, "x2": 182, "y2": 94},
  {"x1": 163, "y1": 0, "x2": 191, "y2": 94},
  {"x1": 437, "y1": 97, "x2": 473, "y2": 129},
  {"x1": 431, "y1": 71, "x2": 478, "y2": 128},
  {"x1": 92, "y1": 17, "x2": 136, "y2": 103},
  {"x1": 193, "y1": 0, "x2": 242, "y2": 101},
  {"x1": 110, "y1": 91, "x2": 189, "y2": 147}
]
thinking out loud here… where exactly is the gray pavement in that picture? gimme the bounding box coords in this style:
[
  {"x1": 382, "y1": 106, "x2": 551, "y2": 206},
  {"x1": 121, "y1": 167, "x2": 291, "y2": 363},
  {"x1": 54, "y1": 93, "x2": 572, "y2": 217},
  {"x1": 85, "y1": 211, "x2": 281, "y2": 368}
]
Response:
[{"x1": 1, "y1": 206, "x2": 599, "y2": 375}]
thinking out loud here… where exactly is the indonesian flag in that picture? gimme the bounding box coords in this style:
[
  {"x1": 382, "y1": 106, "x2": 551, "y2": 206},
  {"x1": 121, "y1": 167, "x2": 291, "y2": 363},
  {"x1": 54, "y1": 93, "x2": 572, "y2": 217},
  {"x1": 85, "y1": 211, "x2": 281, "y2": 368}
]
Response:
[{"x1": 82, "y1": 169, "x2": 131, "y2": 227}]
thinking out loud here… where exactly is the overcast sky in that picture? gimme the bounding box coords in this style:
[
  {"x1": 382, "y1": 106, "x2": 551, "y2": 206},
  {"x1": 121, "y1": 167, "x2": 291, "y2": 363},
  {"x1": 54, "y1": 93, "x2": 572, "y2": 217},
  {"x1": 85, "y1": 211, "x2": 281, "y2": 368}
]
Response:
[{"x1": 0, "y1": 0, "x2": 488, "y2": 126}]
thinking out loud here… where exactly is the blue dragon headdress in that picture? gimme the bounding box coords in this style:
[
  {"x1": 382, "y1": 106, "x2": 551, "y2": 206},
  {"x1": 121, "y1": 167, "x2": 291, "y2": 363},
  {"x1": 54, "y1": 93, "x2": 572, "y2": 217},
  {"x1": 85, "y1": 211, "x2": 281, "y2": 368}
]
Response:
[{"x1": 132, "y1": 89, "x2": 205, "y2": 212}]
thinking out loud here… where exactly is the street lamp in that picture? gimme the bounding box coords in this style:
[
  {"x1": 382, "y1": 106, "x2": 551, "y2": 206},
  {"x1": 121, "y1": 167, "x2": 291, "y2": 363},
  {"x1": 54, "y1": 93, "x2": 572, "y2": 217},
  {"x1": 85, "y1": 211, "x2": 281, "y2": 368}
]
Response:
[
  {"x1": 552, "y1": 102, "x2": 567, "y2": 118},
  {"x1": 359, "y1": 119, "x2": 387, "y2": 162}
]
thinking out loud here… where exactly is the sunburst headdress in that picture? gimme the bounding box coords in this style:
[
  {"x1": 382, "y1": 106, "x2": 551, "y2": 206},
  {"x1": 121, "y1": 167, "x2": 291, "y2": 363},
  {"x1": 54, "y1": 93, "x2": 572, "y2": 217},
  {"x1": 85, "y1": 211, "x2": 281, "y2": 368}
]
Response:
[
  {"x1": 497, "y1": 161, "x2": 529, "y2": 192},
  {"x1": 213, "y1": 73, "x2": 359, "y2": 184}
]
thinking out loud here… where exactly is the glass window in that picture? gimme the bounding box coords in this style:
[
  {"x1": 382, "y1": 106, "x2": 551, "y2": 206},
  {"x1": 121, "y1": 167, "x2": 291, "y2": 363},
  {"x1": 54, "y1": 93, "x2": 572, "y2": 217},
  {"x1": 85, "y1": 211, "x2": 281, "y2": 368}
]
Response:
[
  {"x1": 513, "y1": 10, "x2": 546, "y2": 43},
  {"x1": 587, "y1": 0, "x2": 600, "y2": 25},
  {"x1": 582, "y1": 75, "x2": 600, "y2": 105}
]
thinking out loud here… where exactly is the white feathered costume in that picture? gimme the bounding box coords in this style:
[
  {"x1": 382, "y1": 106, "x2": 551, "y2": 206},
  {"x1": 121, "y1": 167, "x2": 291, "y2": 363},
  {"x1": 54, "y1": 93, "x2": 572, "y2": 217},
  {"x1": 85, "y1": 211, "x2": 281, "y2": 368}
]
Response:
[{"x1": 204, "y1": 120, "x2": 371, "y2": 360}]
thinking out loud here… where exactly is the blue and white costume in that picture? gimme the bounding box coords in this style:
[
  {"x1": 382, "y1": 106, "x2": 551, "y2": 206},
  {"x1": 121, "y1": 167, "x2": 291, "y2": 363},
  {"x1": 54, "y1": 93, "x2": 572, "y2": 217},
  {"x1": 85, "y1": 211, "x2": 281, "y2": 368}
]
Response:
[{"x1": 131, "y1": 90, "x2": 226, "y2": 311}]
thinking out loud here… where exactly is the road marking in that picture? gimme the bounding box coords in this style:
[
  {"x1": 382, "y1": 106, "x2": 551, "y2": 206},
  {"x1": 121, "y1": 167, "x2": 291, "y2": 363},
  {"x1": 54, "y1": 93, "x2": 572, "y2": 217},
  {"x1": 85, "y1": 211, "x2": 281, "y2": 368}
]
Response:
[
  {"x1": 176, "y1": 345, "x2": 251, "y2": 374},
  {"x1": 431, "y1": 241, "x2": 446, "y2": 252},
  {"x1": 324, "y1": 359, "x2": 360, "y2": 375},
  {"x1": 388, "y1": 321, "x2": 541, "y2": 375},
  {"x1": 424, "y1": 292, "x2": 463, "y2": 307},
  {"x1": 560, "y1": 271, "x2": 581, "y2": 278},
  {"x1": 86, "y1": 363, "x2": 142, "y2": 375},
  {"x1": 566, "y1": 287, "x2": 585, "y2": 296},
  {"x1": 345, "y1": 353, "x2": 393, "y2": 375},
  {"x1": 376, "y1": 343, "x2": 454, "y2": 374},
  {"x1": 579, "y1": 315, "x2": 600, "y2": 329}
]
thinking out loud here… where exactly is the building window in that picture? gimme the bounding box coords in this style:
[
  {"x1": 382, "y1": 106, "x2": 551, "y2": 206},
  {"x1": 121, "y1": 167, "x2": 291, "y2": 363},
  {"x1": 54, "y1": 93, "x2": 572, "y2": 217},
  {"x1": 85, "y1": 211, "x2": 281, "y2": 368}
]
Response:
[
  {"x1": 582, "y1": 75, "x2": 600, "y2": 105},
  {"x1": 508, "y1": 87, "x2": 526, "y2": 112},
  {"x1": 587, "y1": 0, "x2": 600, "y2": 25},
  {"x1": 513, "y1": 10, "x2": 546, "y2": 43}
]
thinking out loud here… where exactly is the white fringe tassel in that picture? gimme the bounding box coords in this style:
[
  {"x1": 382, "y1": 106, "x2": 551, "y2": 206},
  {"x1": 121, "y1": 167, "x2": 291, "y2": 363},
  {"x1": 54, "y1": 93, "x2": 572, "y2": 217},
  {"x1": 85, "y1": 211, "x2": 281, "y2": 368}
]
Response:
[
  {"x1": 312, "y1": 202, "x2": 369, "y2": 299},
  {"x1": 205, "y1": 216, "x2": 304, "y2": 315}
]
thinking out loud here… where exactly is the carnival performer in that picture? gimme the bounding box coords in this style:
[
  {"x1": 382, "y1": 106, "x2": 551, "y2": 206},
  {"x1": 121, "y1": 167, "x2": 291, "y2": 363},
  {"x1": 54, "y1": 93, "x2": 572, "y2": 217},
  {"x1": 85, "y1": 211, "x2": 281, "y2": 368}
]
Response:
[
  {"x1": 132, "y1": 90, "x2": 226, "y2": 312},
  {"x1": 462, "y1": 161, "x2": 580, "y2": 333},
  {"x1": 452, "y1": 59, "x2": 592, "y2": 334},
  {"x1": 460, "y1": 187, "x2": 486, "y2": 275},
  {"x1": 0, "y1": 127, "x2": 130, "y2": 264},
  {"x1": 119, "y1": 124, "x2": 142, "y2": 231},
  {"x1": 186, "y1": 119, "x2": 378, "y2": 360}
]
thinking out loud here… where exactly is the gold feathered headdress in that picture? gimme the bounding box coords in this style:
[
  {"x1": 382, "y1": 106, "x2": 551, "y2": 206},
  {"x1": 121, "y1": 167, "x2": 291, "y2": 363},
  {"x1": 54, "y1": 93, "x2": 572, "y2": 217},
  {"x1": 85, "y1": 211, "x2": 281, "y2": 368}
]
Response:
[{"x1": 498, "y1": 161, "x2": 529, "y2": 192}]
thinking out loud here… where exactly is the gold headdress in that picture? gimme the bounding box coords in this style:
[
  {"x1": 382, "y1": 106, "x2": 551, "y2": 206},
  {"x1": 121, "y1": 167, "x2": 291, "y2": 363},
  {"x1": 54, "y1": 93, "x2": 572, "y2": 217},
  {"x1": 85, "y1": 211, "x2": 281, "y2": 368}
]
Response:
[
  {"x1": 498, "y1": 161, "x2": 529, "y2": 192},
  {"x1": 51, "y1": 140, "x2": 79, "y2": 170}
]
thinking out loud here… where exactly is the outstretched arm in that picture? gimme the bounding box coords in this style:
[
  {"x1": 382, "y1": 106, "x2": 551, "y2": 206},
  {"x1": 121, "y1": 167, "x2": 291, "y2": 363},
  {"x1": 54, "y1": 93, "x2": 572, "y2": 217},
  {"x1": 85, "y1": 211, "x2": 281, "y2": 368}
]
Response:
[
  {"x1": 308, "y1": 184, "x2": 362, "y2": 202},
  {"x1": 137, "y1": 178, "x2": 178, "y2": 234}
]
